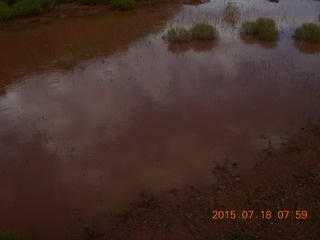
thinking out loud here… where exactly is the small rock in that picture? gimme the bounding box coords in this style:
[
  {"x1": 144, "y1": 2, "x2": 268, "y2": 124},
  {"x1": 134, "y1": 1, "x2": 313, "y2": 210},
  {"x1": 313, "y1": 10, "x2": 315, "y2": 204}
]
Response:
[
  {"x1": 219, "y1": 186, "x2": 226, "y2": 190},
  {"x1": 235, "y1": 177, "x2": 241, "y2": 182},
  {"x1": 186, "y1": 213, "x2": 193, "y2": 221}
]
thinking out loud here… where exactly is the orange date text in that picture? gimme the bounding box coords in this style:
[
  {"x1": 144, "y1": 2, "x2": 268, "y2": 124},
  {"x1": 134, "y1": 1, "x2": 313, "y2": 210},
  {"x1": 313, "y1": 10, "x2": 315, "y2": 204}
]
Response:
[{"x1": 212, "y1": 210, "x2": 308, "y2": 220}]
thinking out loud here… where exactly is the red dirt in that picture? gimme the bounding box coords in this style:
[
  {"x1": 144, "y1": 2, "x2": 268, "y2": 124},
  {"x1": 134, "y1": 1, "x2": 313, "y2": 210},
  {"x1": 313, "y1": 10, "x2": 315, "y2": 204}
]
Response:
[
  {"x1": 91, "y1": 123, "x2": 320, "y2": 240},
  {"x1": 0, "y1": 0, "x2": 205, "y2": 31}
]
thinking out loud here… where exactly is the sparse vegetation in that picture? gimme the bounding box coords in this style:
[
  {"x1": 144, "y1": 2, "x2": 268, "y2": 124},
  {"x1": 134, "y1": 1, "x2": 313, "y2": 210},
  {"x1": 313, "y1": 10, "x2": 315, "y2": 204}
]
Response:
[
  {"x1": 1, "y1": 0, "x2": 17, "y2": 6},
  {"x1": 109, "y1": 0, "x2": 135, "y2": 9},
  {"x1": 223, "y1": 2, "x2": 238, "y2": 18},
  {"x1": 58, "y1": 51, "x2": 79, "y2": 68},
  {"x1": 0, "y1": 2, "x2": 12, "y2": 20},
  {"x1": 190, "y1": 23, "x2": 218, "y2": 40},
  {"x1": 240, "y1": 21, "x2": 259, "y2": 35},
  {"x1": 240, "y1": 17, "x2": 278, "y2": 41},
  {"x1": 11, "y1": 0, "x2": 54, "y2": 17},
  {"x1": 293, "y1": 23, "x2": 320, "y2": 42},
  {"x1": 0, "y1": 231, "x2": 26, "y2": 240},
  {"x1": 166, "y1": 23, "x2": 218, "y2": 43},
  {"x1": 167, "y1": 27, "x2": 192, "y2": 43},
  {"x1": 223, "y1": 3, "x2": 239, "y2": 25},
  {"x1": 0, "y1": 0, "x2": 135, "y2": 20},
  {"x1": 0, "y1": 0, "x2": 55, "y2": 19}
]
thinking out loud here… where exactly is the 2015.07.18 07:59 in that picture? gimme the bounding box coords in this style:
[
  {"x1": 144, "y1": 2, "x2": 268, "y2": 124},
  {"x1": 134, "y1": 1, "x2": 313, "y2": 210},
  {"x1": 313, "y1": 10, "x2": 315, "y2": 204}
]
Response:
[{"x1": 212, "y1": 210, "x2": 308, "y2": 220}]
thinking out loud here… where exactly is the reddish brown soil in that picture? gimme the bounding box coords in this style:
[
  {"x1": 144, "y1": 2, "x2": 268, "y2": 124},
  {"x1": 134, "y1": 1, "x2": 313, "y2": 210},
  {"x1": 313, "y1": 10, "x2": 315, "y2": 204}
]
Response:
[
  {"x1": 0, "y1": 0, "x2": 205, "y2": 31},
  {"x1": 89, "y1": 123, "x2": 320, "y2": 240}
]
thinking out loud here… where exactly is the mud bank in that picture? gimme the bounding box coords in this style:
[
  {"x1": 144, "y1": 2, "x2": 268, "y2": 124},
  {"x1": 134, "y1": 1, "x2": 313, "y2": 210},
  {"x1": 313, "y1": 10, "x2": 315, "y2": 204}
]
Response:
[
  {"x1": 0, "y1": 0, "x2": 205, "y2": 30},
  {"x1": 95, "y1": 122, "x2": 320, "y2": 240}
]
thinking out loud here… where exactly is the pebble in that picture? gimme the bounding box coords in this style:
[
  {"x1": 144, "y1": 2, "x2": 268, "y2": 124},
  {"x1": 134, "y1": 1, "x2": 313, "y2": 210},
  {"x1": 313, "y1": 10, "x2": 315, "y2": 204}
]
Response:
[{"x1": 186, "y1": 213, "x2": 193, "y2": 221}]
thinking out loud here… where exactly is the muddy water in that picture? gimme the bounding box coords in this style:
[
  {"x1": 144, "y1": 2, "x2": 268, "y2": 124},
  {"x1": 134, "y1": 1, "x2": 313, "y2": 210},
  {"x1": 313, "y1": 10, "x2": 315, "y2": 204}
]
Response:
[{"x1": 1, "y1": 0, "x2": 320, "y2": 239}]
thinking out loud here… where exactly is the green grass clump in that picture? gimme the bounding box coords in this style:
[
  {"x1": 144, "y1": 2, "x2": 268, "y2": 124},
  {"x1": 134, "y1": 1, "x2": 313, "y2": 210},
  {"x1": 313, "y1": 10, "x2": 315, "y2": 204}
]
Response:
[
  {"x1": 0, "y1": 230, "x2": 26, "y2": 240},
  {"x1": 11, "y1": 0, "x2": 55, "y2": 17},
  {"x1": 294, "y1": 23, "x2": 320, "y2": 42},
  {"x1": 0, "y1": 2, "x2": 12, "y2": 20},
  {"x1": 12, "y1": 0, "x2": 43, "y2": 16},
  {"x1": 167, "y1": 27, "x2": 192, "y2": 43},
  {"x1": 240, "y1": 21, "x2": 259, "y2": 35},
  {"x1": 1, "y1": 0, "x2": 17, "y2": 6},
  {"x1": 109, "y1": 0, "x2": 135, "y2": 9},
  {"x1": 190, "y1": 23, "x2": 218, "y2": 40},
  {"x1": 240, "y1": 18, "x2": 278, "y2": 41}
]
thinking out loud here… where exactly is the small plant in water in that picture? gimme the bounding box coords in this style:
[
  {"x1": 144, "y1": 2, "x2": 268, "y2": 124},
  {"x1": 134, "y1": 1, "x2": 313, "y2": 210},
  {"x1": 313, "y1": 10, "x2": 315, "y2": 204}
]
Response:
[
  {"x1": 58, "y1": 51, "x2": 79, "y2": 69},
  {"x1": 293, "y1": 23, "x2": 320, "y2": 42},
  {"x1": 223, "y1": 2, "x2": 239, "y2": 18},
  {"x1": 223, "y1": 3, "x2": 239, "y2": 26},
  {"x1": 110, "y1": 0, "x2": 135, "y2": 10},
  {"x1": 190, "y1": 23, "x2": 218, "y2": 40},
  {"x1": 240, "y1": 18, "x2": 278, "y2": 41},
  {"x1": 0, "y1": 230, "x2": 27, "y2": 240},
  {"x1": 167, "y1": 27, "x2": 192, "y2": 43}
]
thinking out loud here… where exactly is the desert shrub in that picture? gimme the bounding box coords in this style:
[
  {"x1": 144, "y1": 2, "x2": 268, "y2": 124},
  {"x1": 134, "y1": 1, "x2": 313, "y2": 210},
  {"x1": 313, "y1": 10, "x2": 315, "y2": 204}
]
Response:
[
  {"x1": 12, "y1": 0, "x2": 43, "y2": 16},
  {"x1": 240, "y1": 18, "x2": 278, "y2": 41},
  {"x1": 240, "y1": 21, "x2": 258, "y2": 35},
  {"x1": 110, "y1": 0, "x2": 135, "y2": 9},
  {"x1": 256, "y1": 17, "x2": 278, "y2": 40},
  {"x1": 167, "y1": 27, "x2": 192, "y2": 43},
  {"x1": 190, "y1": 23, "x2": 218, "y2": 40},
  {"x1": 12, "y1": 0, "x2": 55, "y2": 17},
  {"x1": 0, "y1": 1, "x2": 12, "y2": 20},
  {"x1": 1, "y1": 0, "x2": 18, "y2": 6},
  {"x1": 294, "y1": 23, "x2": 320, "y2": 42},
  {"x1": 0, "y1": 231, "x2": 26, "y2": 240}
]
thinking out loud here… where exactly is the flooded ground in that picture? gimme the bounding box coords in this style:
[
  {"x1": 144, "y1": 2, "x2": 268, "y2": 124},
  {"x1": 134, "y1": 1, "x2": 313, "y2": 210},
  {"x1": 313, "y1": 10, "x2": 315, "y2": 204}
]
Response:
[{"x1": 0, "y1": 0, "x2": 320, "y2": 239}]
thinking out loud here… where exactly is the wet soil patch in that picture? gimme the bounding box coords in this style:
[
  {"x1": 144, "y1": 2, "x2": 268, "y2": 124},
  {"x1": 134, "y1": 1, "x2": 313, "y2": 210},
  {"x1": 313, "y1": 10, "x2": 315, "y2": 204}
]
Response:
[{"x1": 96, "y1": 123, "x2": 320, "y2": 240}]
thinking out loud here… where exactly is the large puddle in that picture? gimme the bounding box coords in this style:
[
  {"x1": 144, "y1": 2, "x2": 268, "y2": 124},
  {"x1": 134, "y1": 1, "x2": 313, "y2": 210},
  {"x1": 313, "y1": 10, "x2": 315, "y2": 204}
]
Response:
[{"x1": 1, "y1": 0, "x2": 320, "y2": 239}]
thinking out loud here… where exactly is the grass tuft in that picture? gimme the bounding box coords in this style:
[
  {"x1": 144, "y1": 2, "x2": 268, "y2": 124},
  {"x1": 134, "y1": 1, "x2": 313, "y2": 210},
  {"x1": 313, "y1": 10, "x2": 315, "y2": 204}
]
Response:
[
  {"x1": 58, "y1": 51, "x2": 79, "y2": 68},
  {"x1": 11, "y1": 0, "x2": 55, "y2": 17},
  {"x1": 293, "y1": 23, "x2": 320, "y2": 42},
  {"x1": 0, "y1": 230, "x2": 26, "y2": 240},
  {"x1": 1, "y1": 0, "x2": 17, "y2": 6},
  {"x1": 109, "y1": 0, "x2": 135, "y2": 9},
  {"x1": 0, "y1": 1, "x2": 12, "y2": 20},
  {"x1": 223, "y1": 3, "x2": 238, "y2": 18},
  {"x1": 190, "y1": 23, "x2": 218, "y2": 40},
  {"x1": 167, "y1": 27, "x2": 192, "y2": 43},
  {"x1": 240, "y1": 18, "x2": 278, "y2": 41},
  {"x1": 240, "y1": 21, "x2": 259, "y2": 35}
]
